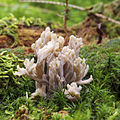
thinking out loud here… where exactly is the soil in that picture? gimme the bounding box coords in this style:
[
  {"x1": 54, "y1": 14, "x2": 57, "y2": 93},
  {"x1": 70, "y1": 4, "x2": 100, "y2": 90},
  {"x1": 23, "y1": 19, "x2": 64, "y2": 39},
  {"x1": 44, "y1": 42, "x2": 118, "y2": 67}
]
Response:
[
  {"x1": 0, "y1": 35, "x2": 14, "y2": 48},
  {"x1": 18, "y1": 25, "x2": 44, "y2": 47}
]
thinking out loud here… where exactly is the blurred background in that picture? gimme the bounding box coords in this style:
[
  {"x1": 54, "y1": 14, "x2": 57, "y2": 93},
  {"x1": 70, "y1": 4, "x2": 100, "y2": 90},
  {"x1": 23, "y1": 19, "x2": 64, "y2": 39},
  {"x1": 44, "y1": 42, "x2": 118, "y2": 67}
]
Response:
[{"x1": 0, "y1": 0, "x2": 114, "y2": 26}]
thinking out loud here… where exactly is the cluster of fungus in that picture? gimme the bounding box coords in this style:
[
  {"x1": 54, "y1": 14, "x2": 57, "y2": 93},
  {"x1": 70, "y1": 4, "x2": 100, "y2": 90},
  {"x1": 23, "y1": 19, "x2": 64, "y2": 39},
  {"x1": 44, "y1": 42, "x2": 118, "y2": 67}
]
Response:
[{"x1": 14, "y1": 27, "x2": 93, "y2": 100}]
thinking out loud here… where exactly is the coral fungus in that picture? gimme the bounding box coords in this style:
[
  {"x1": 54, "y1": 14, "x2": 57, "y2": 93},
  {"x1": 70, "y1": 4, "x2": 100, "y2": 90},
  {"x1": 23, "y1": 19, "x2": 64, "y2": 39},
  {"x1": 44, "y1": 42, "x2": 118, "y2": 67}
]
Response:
[{"x1": 14, "y1": 27, "x2": 93, "y2": 100}]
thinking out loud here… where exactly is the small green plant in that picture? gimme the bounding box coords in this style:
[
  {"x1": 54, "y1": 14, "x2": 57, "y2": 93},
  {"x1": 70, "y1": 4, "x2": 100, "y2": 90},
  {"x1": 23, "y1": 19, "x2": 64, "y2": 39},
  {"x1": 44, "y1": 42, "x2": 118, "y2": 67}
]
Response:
[
  {"x1": 0, "y1": 14, "x2": 19, "y2": 47},
  {"x1": 0, "y1": 50, "x2": 35, "y2": 118},
  {"x1": 19, "y1": 16, "x2": 46, "y2": 27}
]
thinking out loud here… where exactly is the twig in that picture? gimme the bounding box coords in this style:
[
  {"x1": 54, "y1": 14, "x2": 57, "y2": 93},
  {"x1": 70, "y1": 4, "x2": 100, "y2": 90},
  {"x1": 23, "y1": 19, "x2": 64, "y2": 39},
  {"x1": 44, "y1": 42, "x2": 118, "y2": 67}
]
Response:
[
  {"x1": 64, "y1": 0, "x2": 69, "y2": 33},
  {"x1": 95, "y1": 13, "x2": 120, "y2": 25},
  {"x1": 19, "y1": 0, "x2": 85, "y2": 11}
]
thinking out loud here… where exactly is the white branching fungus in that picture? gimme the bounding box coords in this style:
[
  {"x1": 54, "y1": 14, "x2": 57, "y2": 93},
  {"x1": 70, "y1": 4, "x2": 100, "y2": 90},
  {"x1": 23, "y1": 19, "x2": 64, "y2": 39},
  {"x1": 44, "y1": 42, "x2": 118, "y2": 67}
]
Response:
[
  {"x1": 14, "y1": 27, "x2": 93, "y2": 100},
  {"x1": 64, "y1": 82, "x2": 82, "y2": 100}
]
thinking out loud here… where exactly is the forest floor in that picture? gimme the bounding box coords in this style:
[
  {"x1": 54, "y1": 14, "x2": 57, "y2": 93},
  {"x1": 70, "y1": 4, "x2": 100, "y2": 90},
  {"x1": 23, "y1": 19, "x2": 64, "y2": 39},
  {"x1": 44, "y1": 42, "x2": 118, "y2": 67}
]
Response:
[{"x1": 0, "y1": 0, "x2": 120, "y2": 120}]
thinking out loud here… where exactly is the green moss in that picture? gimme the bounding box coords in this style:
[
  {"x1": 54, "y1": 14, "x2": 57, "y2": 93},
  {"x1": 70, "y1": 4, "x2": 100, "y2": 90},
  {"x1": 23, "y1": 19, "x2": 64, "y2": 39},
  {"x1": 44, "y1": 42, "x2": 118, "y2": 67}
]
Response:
[
  {"x1": 0, "y1": 50, "x2": 35, "y2": 118},
  {"x1": 1, "y1": 38, "x2": 120, "y2": 119}
]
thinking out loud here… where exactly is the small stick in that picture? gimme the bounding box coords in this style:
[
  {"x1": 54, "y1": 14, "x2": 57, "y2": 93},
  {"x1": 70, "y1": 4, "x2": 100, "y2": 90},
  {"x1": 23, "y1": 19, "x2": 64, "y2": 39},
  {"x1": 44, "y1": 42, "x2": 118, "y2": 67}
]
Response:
[
  {"x1": 64, "y1": 0, "x2": 69, "y2": 33},
  {"x1": 19, "y1": 0, "x2": 85, "y2": 11},
  {"x1": 95, "y1": 13, "x2": 120, "y2": 25}
]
